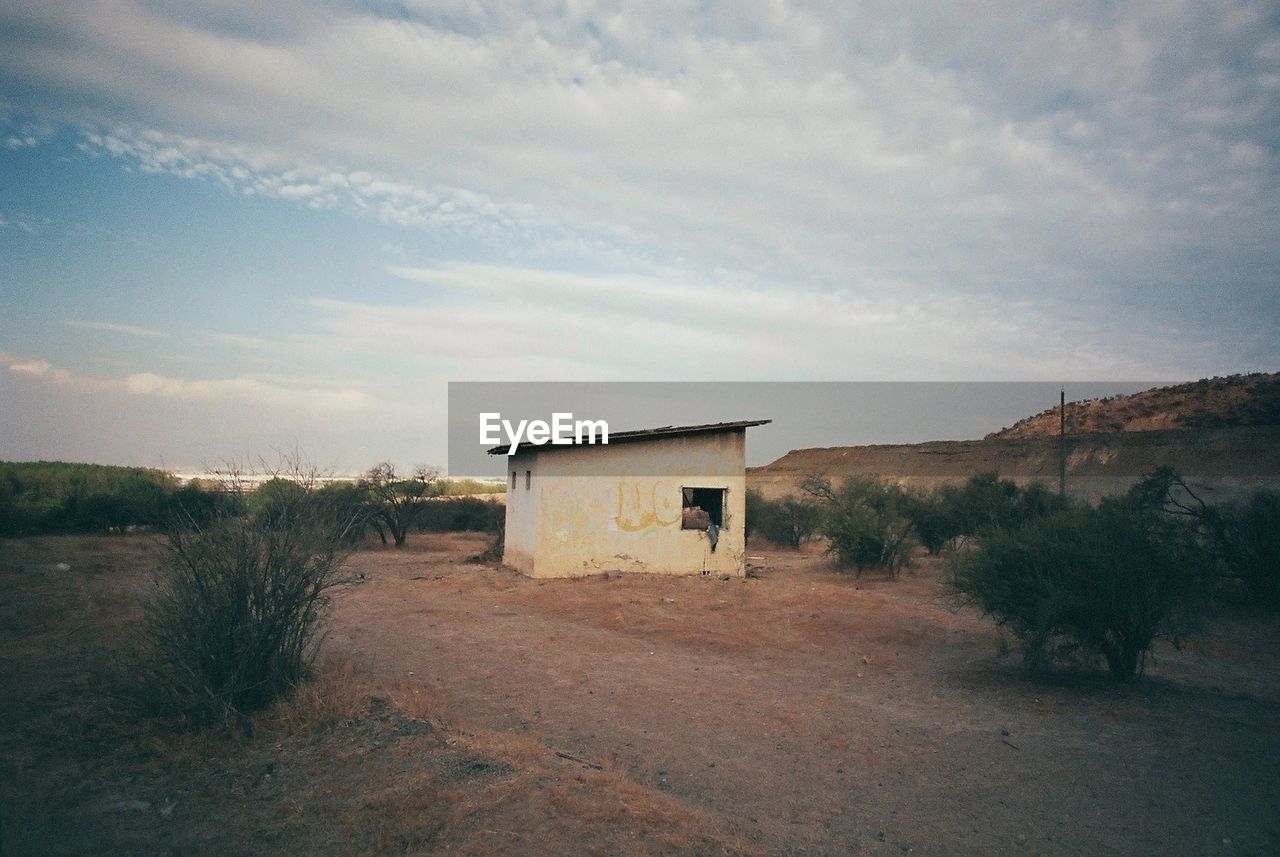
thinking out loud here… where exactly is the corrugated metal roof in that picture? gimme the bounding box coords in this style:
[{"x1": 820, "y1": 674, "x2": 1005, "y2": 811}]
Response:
[{"x1": 486, "y1": 419, "x2": 771, "y2": 456}]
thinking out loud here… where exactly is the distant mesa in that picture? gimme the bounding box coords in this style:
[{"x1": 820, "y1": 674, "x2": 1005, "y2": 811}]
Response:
[{"x1": 750, "y1": 372, "x2": 1280, "y2": 503}]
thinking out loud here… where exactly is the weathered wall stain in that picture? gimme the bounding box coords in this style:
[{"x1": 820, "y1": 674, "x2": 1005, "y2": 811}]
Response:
[{"x1": 614, "y1": 480, "x2": 681, "y2": 532}]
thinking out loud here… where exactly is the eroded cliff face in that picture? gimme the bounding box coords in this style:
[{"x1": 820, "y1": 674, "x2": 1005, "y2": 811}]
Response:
[{"x1": 749, "y1": 425, "x2": 1280, "y2": 504}]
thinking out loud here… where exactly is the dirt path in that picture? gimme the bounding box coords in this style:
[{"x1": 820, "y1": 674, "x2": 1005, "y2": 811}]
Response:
[{"x1": 336, "y1": 535, "x2": 1280, "y2": 855}]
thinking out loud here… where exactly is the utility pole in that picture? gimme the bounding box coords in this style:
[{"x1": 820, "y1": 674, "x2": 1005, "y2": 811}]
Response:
[{"x1": 1059, "y1": 386, "x2": 1067, "y2": 499}]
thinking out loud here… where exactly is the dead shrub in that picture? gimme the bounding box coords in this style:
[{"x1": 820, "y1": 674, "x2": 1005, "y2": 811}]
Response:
[
  {"x1": 144, "y1": 466, "x2": 362, "y2": 727},
  {"x1": 471, "y1": 517, "x2": 505, "y2": 564}
]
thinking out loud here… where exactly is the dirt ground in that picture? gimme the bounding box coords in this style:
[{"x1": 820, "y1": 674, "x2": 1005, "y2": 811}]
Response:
[{"x1": 3, "y1": 534, "x2": 1279, "y2": 855}]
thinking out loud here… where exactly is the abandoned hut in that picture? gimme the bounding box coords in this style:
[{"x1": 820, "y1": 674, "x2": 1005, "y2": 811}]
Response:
[{"x1": 491, "y1": 420, "x2": 770, "y2": 578}]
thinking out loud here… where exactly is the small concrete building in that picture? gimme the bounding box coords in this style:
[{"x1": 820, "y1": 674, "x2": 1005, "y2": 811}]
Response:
[{"x1": 493, "y1": 420, "x2": 770, "y2": 578}]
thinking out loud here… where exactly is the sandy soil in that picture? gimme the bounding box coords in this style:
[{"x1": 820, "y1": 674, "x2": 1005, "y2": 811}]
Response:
[
  {"x1": 335, "y1": 534, "x2": 1280, "y2": 855},
  {"x1": 3, "y1": 533, "x2": 1279, "y2": 855}
]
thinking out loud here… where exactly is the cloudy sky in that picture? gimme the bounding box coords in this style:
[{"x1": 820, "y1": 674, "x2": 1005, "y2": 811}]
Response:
[{"x1": 1, "y1": 0, "x2": 1277, "y2": 471}]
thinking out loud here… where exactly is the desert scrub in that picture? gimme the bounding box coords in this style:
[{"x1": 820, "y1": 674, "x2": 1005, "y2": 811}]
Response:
[
  {"x1": 472, "y1": 517, "x2": 505, "y2": 563},
  {"x1": 145, "y1": 471, "x2": 361, "y2": 726},
  {"x1": 903, "y1": 473, "x2": 1070, "y2": 554},
  {"x1": 950, "y1": 497, "x2": 1208, "y2": 680},
  {"x1": 1217, "y1": 490, "x2": 1280, "y2": 608},
  {"x1": 802, "y1": 475, "x2": 915, "y2": 577},
  {"x1": 746, "y1": 490, "x2": 822, "y2": 549},
  {"x1": 1125, "y1": 468, "x2": 1280, "y2": 610}
]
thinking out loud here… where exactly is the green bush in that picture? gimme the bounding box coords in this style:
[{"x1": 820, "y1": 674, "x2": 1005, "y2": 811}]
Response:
[
  {"x1": 417, "y1": 496, "x2": 505, "y2": 533},
  {"x1": 803, "y1": 476, "x2": 915, "y2": 577},
  {"x1": 312, "y1": 482, "x2": 377, "y2": 546},
  {"x1": 950, "y1": 496, "x2": 1209, "y2": 680},
  {"x1": 1016, "y1": 481, "x2": 1070, "y2": 522},
  {"x1": 249, "y1": 477, "x2": 310, "y2": 529},
  {"x1": 746, "y1": 490, "x2": 822, "y2": 548},
  {"x1": 1121, "y1": 468, "x2": 1280, "y2": 610},
  {"x1": 944, "y1": 472, "x2": 1022, "y2": 535},
  {"x1": 744, "y1": 488, "x2": 764, "y2": 540},
  {"x1": 1210, "y1": 490, "x2": 1280, "y2": 608},
  {"x1": 904, "y1": 475, "x2": 1069, "y2": 554},
  {"x1": 902, "y1": 491, "x2": 957, "y2": 555},
  {"x1": 0, "y1": 461, "x2": 228, "y2": 535},
  {"x1": 170, "y1": 482, "x2": 237, "y2": 528}
]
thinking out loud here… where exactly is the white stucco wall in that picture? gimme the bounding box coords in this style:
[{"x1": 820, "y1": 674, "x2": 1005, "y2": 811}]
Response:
[
  {"x1": 502, "y1": 455, "x2": 538, "y2": 574},
  {"x1": 501, "y1": 430, "x2": 748, "y2": 578}
]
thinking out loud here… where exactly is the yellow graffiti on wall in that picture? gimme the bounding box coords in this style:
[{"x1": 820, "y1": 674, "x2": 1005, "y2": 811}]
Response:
[{"x1": 615, "y1": 480, "x2": 680, "y2": 531}]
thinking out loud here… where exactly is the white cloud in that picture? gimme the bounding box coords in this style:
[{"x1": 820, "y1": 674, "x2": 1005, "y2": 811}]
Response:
[
  {"x1": 1, "y1": 0, "x2": 1276, "y2": 374},
  {"x1": 297, "y1": 262, "x2": 1216, "y2": 381},
  {"x1": 206, "y1": 331, "x2": 288, "y2": 352},
  {"x1": 8, "y1": 359, "x2": 72, "y2": 384},
  {"x1": 75, "y1": 126, "x2": 601, "y2": 255},
  {"x1": 64, "y1": 319, "x2": 169, "y2": 338},
  {"x1": 4, "y1": 354, "x2": 374, "y2": 414},
  {"x1": 121, "y1": 371, "x2": 369, "y2": 412}
]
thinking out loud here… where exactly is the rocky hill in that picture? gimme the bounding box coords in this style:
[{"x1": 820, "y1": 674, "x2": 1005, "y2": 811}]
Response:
[{"x1": 988, "y1": 373, "x2": 1280, "y2": 439}]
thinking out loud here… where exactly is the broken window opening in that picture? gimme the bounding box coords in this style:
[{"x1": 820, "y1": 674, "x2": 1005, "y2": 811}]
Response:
[{"x1": 681, "y1": 487, "x2": 726, "y2": 530}]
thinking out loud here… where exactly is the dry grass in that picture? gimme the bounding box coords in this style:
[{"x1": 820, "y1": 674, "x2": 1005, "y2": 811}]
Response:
[
  {"x1": 257, "y1": 652, "x2": 373, "y2": 734},
  {"x1": 4, "y1": 532, "x2": 1280, "y2": 854},
  {"x1": 0, "y1": 534, "x2": 756, "y2": 856}
]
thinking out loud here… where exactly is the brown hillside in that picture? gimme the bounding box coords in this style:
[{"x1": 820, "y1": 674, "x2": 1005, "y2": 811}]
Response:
[
  {"x1": 988, "y1": 372, "x2": 1280, "y2": 439},
  {"x1": 747, "y1": 426, "x2": 1280, "y2": 504}
]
